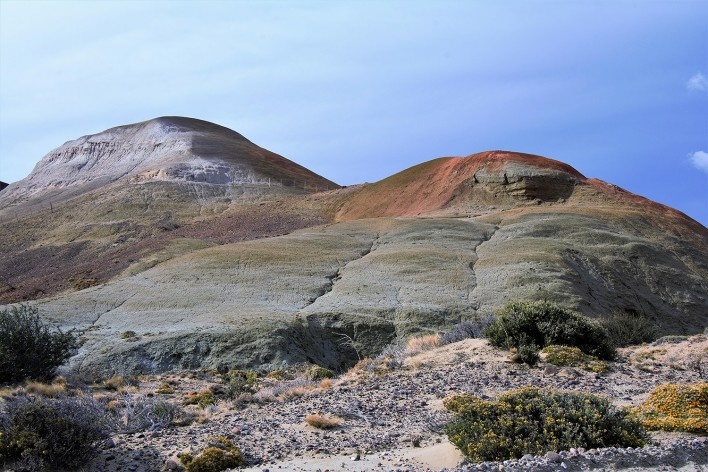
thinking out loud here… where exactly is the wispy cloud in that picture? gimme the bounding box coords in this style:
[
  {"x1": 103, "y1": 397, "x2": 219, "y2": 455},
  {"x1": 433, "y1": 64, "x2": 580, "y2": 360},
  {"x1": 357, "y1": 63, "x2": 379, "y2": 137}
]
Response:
[
  {"x1": 687, "y1": 72, "x2": 708, "y2": 92},
  {"x1": 689, "y1": 151, "x2": 708, "y2": 173}
]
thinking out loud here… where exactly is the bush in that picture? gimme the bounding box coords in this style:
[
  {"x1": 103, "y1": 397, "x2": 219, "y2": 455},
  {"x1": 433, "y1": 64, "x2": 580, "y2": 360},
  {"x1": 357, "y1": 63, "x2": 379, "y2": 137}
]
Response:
[
  {"x1": 0, "y1": 394, "x2": 112, "y2": 471},
  {"x1": 484, "y1": 301, "x2": 615, "y2": 363},
  {"x1": 118, "y1": 394, "x2": 183, "y2": 433},
  {"x1": 600, "y1": 311, "x2": 659, "y2": 347},
  {"x1": 305, "y1": 413, "x2": 342, "y2": 429},
  {"x1": 444, "y1": 387, "x2": 647, "y2": 462},
  {"x1": 184, "y1": 389, "x2": 216, "y2": 408},
  {"x1": 220, "y1": 370, "x2": 258, "y2": 399},
  {"x1": 540, "y1": 345, "x2": 608, "y2": 373},
  {"x1": 307, "y1": 365, "x2": 335, "y2": 381},
  {"x1": 440, "y1": 316, "x2": 495, "y2": 345},
  {"x1": 180, "y1": 437, "x2": 244, "y2": 472},
  {"x1": 634, "y1": 383, "x2": 707, "y2": 434},
  {"x1": 0, "y1": 305, "x2": 78, "y2": 384}
]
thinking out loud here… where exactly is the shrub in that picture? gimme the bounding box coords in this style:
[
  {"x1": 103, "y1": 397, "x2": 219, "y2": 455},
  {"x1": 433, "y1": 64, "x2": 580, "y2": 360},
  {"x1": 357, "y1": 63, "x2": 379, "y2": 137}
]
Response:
[
  {"x1": 0, "y1": 393, "x2": 112, "y2": 471},
  {"x1": 600, "y1": 311, "x2": 659, "y2": 347},
  {"x1": 305, "y1": 413, "x2": 342, "y2": 429},
  {"x1": 634, "y1": 383, "x2": 707, "y2": 434},
  {"x1": 0, "y1": 305, "x2": 78, "y2": 384},
  {"x1": 440, "y1": 316, "x2": 495, "y2": 345},
  {"x1": 220, "y1": 370, "x2": 258, "y2": 399},
  {"x1": 155, "y1": 382, "x2": 175, "y2": 394},
  {"x1": 445, "y1": 387, "x2": 647, "y2": 462},
  {"x1": 307, "y1": 365, "x2": 335, "y2": 381},
  {"x1": 484, "y1": 301, "x2": 615, "y2": 363},
  {"x1": 180, "y1": 437, "x2": 243, "y2": 472},
  {"x1": 184, "y1": 389, "x2": 216, "y2": 408},
  {"x1": 540, "y1": 345, "x2": 609, "y2": 373},
  {"x1": 118, "y1": 394, "x2": 183, "y2": 433}
]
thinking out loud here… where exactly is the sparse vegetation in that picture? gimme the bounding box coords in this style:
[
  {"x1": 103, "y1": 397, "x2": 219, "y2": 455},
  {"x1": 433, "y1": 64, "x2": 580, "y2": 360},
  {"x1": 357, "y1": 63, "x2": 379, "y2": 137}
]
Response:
[
  {"x1": 600, "y1": 311, "x2": 659, "y2": 347},
  {"x1": 0, "y1": 304, "x2": 78, "y2": 384},
  {"x1": 484, "y1": 301, "x2": 615, "y2": 365},
  {"x1": 118, "y1": 394, "x2": 185, "y2": 433},
  {"x1": 184, "y1": 389, "x2": 217, "y2": 408},
  {"x1": 120, "y1": 330, "x2": 138, "y2": 340},
  {"x1": 307, "y1": 365, "x2": 335, "y2": 381},
  {"x1": 406, "y1": 333, "x2": 441, "y2": 354},
  {"x1": 305, "y1": 413, "x2": 343, "y2": 429},
  {"x1": 180, "y1": 437, "x2": 243, "y2": 472},
  {"x1": 0, "y1": 393, "x2": 112, "y2": 471},
  {"x1": 444, "y1": 387, "x2": 648, "y2": 462},
  {"x1": 220, "y1": 369, "x2": 258, "y2": 399},
  {"x1": 440, "y1": 316, "x2": 494, "y2": 345},
  {"x1": 634, "y1": 383, "x2": 707, "y2": 434}
]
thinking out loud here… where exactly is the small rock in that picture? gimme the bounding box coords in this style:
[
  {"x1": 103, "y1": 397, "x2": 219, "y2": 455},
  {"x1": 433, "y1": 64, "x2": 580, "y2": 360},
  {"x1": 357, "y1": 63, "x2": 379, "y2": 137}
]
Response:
[
  {"x1": 164, "y1": 456, "x2": 181, "y2": 470},
  {"x1": 545, "y1": 451, "x2": 562, "y2": 463}
]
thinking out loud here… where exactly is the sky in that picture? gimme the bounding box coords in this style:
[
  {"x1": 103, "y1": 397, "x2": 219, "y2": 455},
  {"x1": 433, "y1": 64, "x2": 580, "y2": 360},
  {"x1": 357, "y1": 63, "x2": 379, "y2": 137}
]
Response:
[{"x1": 1, "y1": 0, "x2": 707, "y2": 225}]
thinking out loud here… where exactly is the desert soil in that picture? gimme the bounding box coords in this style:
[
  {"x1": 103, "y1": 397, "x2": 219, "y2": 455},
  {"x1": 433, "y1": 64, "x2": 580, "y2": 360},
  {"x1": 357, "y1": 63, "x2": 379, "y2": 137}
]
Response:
[{"x1": 82, "y1": 336, "x2": 707, "y2": 472}]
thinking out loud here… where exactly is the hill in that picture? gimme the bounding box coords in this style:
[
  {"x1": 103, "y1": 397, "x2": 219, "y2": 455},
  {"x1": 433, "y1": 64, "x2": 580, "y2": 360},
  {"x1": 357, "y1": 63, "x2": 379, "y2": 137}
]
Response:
[{"x1": 0, "y1": 118, "x2": 705, "y2": 379}]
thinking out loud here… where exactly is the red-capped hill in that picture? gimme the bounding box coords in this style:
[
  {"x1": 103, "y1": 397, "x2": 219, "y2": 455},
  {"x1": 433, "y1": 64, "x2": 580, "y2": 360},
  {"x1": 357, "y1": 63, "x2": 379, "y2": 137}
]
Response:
[{"x1": 335, "y1": 151, "x2": 587, "y2": 221}]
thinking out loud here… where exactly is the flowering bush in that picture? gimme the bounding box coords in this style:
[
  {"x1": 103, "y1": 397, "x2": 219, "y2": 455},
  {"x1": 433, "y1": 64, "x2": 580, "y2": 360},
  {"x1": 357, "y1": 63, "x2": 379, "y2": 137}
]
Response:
[
  {"x1": 444, "y1": 387, "x2": 647, "y2": 461},
  {"x1": 635, "y1": 383, "x2": 707, "y2": 434}
]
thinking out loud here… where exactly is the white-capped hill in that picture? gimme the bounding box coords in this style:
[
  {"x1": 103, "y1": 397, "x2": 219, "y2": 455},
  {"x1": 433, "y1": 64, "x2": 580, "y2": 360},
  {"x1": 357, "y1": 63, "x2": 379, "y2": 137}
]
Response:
[{"x1": 1, "y1": 116, "x2": 337, "y2": 203}]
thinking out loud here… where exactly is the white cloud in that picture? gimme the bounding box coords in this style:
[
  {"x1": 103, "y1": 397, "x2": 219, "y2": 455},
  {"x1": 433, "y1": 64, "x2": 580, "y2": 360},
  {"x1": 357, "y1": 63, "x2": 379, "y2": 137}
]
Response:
[
  {"x1": 687, "y1": 72, "x2": 708, "y2": 92},
  {"x1": 689, "y1": 151, "x2": 708, "y2": 173}
]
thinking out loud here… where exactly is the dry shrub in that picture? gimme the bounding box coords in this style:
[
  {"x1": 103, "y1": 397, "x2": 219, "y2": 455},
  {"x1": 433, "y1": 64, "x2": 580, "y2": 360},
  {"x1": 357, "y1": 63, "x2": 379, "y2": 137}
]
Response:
[
  {"x1": 406, "y1": 334, "x2": 441, "y2": 354},
  {"x1": 102, "y1": 375, "x2": 126, "y2": 391},
  {"x1": 24, "y1": 378, "x2": 68, "y2": 397},
  {"x1": 635, "y1": 382, "x2": 707, "y2": 434},
  {"x1": 305, "y1": 413, "x2": 342, "y2": 429},
  {"x1": 320, "y1": 378, "x2": 333, "y2": 390}
]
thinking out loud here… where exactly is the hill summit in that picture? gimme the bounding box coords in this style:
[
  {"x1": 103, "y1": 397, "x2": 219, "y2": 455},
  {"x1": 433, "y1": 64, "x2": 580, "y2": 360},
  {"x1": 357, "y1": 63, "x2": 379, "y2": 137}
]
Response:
[{"x1": 1, "y1": 116, "x2": 337, "y2": 204}]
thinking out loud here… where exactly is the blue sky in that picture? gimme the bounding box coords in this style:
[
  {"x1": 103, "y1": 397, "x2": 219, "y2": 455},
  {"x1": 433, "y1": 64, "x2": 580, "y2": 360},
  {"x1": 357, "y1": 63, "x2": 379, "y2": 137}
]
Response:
[{"x1": 1, "y1": 0, "x2": 706, "y2": 225}]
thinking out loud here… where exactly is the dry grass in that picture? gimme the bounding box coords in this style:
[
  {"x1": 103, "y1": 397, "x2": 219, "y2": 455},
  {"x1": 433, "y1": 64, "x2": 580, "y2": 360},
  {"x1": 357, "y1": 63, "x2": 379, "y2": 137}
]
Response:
[
  {"x1": 24, "y1": 379, "x2": 68, "y2": 397},
  {"x1": 305, "y1": 413, "x2": 343, "y2": 429},
  {"x1": 319, "y1": 378, "x2": 333, "y2": 390},
  {"x1": 406, "y1": 333, "x2": 441, "y2": 354}
]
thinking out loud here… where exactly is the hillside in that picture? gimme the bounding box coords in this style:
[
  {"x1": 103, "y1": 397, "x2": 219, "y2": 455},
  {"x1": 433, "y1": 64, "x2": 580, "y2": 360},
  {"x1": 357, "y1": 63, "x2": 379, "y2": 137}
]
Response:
[{"x1": 0, "y1": 117, "x2": 706, "y2": 380}]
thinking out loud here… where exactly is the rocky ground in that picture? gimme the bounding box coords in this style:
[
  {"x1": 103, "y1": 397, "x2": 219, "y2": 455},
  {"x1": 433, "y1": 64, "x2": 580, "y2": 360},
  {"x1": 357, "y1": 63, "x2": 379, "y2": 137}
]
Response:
[{"x1": 72, "y1": 335, "x2": 708, "y2": 472}]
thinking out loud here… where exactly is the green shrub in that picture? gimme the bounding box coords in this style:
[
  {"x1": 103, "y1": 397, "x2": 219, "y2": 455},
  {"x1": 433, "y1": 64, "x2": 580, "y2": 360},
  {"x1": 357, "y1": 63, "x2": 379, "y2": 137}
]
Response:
[
  {"x1": 484, "y1": 301, "x2": 615, "y2": 363},
  {"x1": 541, "y1": 345, "x2": 608, "y2": 373},
  {"x1": 220, "y1": 370, "x2": 258, "y2": 399},
  {"x1": 444, "y1": 387, "x2": 647, "y2": 462},
  {"x1": 0, "y1": 394, "x2": 112, "y2": 471},
  {"x1": 184, "y1": 389, "x2": 216, "y2": 408},
  {"x1": 599, "y1": 311, "x2": 658, "y2": 347},
  {"x1": 0, "y1": 305, "x2": 78, "y2": 384},
  {"x1": 307, "y1": 365, "x2": 335, "y2": 381},
  {"x1": 180, "y1": 437, "x2": 244, "y2": 472}
]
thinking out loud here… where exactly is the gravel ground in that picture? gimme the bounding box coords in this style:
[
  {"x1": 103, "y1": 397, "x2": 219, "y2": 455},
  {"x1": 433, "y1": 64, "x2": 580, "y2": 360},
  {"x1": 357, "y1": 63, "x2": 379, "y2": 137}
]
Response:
[{"x1": 83, "y1": 337, "x2": 707, "y2": 472}]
